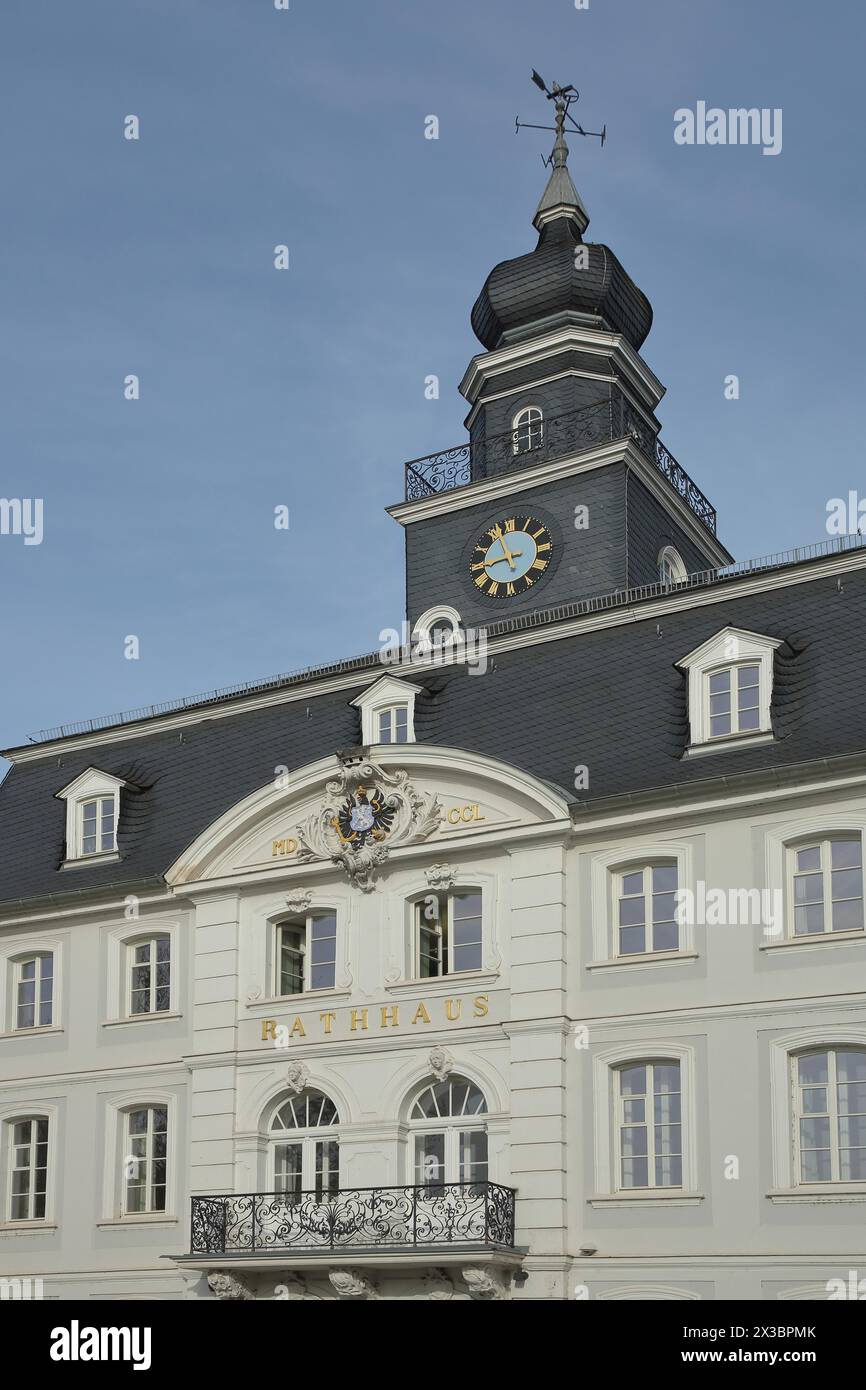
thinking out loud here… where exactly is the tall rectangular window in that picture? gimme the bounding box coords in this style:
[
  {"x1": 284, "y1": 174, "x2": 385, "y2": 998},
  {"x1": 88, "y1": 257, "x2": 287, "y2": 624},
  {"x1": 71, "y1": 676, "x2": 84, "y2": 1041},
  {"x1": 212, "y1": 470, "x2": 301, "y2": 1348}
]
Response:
[
  {"x1": 791, "y1": 838, "x2": 864, "y2": 936},
  {"x1": 16, "y1": 955, "x2": 53, "y2": 1029},
  {"x1": 617, "y1": 865, "x2": 679, "y2": 955},
  {"x1": 617, "y1": 1063, "x2": 682, "y2": 1189},
  {"x1": 8, "y1": 1118, "x2": 48, "y2": 1221},
  {"x1": 707, "y1": 664, "x2": 760, "y2": 739},
  {"x1": 795, "y1": 1049, "x2": 866, "y2": 1183},
  {"x1": 128, "y1": 936, "x2": 171, "y2": 1015},
  {"x1": 378, "y1": 706, "x2": 408, "y2": 744},
  {"x1": 125, "y1": 1106, "x2": 168, "y2": 1214}
]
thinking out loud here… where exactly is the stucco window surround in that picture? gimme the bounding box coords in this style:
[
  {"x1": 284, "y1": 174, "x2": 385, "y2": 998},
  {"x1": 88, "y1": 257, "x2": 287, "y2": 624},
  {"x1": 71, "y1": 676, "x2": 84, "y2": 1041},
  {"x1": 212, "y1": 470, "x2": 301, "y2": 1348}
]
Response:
[
  {"x1": 587, "y1": 841, "x2": 697, "y2": 971},
  {"x1": 768, "y1": 1027, "x2": 866, "y2": 1203},
  {"x1": 678, "y1": 626, "x2": 781, "y2": 757},
  {"x1": 0, "y1": 935, "x2": 64, "y2": 1038},
  {"x1": 55, "y1": 768, "x2": 125, "y2": 867},
  {"x1": 387, "y1": 871, "x2": 501, "y2": 990},
  {"x1": 0, "y1": 1100, "x2": 60, "y2": 1230},
  {"x1": 590, "y1": 1042, "x2": 703, "y2": 1207},
  {"x1": 761, "y1": 813, "x2": 866, "y2": 952},
  {"x1": 350, "y1": 675, "x2": 423, "y2": 746},
  {"x1": 99, "y1": 1091, "x2": 179, "y2": 1226},
  {"x1": 103, "y1": 920, "x2": 181, "y2": 1025}
]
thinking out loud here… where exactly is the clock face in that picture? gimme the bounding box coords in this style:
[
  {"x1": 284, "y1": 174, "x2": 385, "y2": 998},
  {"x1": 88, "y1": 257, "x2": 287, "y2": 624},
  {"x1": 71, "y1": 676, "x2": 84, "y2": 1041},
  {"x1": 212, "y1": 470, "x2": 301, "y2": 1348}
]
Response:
[{"x1": 468, "y1": 514, "x2": 554, "y2": 598}]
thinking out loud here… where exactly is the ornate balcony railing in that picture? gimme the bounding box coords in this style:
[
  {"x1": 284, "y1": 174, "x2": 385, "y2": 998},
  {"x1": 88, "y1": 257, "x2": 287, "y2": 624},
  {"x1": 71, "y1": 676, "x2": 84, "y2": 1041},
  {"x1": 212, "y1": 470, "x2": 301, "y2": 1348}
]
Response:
[
  {"x1": 403, "y1": 391, "x2": 717, "y2": 535},
  {"x1": 189, "y1": 1182, "x2": 516, "y2": 1257}
]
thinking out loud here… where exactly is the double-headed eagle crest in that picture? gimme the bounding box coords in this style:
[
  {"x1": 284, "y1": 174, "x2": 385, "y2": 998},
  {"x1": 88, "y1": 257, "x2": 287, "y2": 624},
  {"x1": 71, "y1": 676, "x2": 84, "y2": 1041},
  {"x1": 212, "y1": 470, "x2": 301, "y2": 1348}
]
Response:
[{"x1": 295, "y1": 756, "x2": 441, "y2": 891}]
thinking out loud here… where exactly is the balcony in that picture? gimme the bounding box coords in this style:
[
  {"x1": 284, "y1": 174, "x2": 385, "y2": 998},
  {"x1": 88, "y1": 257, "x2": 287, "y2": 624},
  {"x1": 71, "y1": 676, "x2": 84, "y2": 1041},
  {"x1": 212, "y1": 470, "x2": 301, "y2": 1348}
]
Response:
[
  {"x1": 188, "y1": 1182, "x2": 516, "y2": 1259},
  {"x1": 403, "y1": 390, "x2": 717, "y2": 535}
]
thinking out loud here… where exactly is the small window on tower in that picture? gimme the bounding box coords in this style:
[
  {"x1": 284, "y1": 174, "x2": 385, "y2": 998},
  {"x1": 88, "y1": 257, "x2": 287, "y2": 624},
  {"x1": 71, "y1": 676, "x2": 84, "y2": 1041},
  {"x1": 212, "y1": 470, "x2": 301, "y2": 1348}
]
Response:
[
  {"x1": 512, "y1": 407, "x2": 543, "y2": 455},
  {"x1": 658, "y1": 546, "x2": 687, "y2": 586}
]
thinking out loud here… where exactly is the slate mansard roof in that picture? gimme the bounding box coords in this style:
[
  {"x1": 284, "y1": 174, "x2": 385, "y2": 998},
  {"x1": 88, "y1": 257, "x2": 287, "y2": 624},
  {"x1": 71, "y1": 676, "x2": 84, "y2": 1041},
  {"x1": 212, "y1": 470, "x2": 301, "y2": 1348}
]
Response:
[{"x1": 2, "y1": 544, "x2": 866, "y2": 911}]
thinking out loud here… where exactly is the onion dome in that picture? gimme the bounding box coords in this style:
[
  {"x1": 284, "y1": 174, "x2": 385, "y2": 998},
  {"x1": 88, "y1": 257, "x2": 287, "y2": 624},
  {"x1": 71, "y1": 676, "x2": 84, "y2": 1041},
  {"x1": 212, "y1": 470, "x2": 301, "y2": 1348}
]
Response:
[{"x1": 471, "y1": 126, "x2": 653, "y2": 352}]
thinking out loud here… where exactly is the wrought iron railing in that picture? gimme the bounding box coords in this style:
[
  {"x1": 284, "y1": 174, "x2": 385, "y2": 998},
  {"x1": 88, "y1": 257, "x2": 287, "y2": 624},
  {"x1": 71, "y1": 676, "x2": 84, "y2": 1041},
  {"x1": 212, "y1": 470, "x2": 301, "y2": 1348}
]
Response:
[
  {"x1": 189, "y1": 1182, "x2": 516, "y2": 1256},
  {"x1": 403, "y1": 390, "x2": 717, "y2": 535}
]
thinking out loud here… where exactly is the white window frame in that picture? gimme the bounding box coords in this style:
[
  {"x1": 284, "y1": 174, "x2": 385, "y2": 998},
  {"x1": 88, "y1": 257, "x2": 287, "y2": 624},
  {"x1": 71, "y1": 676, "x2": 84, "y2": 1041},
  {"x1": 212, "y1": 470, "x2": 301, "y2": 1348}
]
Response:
[
  {"x1": 13, "y1": 954, "x2": 54, "y2": 1031},
  {"x1": 786, "y1": 835, "x2": 864, "y2": 941},
  {"x1": 350, "y1": 675, "x2": 422, "y2": 746},
  {"x1": 274, "y1": 910, "x2": 339, "y2": 997},
  {"x1": 3, "y1": 1114, "x2": 51, "y2": 1224},
  {"x1": 678, "y1": 627, "x2": 780, "y2": 754},
  {"x1": 768, "y1": 1027, "x2": 866, "y2": 1197},
  {"x1": 102, "y1": 1091, "x2": 177, "y2": 1223},
  {"x1": 411, "y1": 604, "x2": 463, "y2": 658},
  {"x1": 614, "y1": 1060, "x2": 683, "y2": 1192},
  {"x1": 0, "y1": 937, "x2": 64, "y2": 1037},
  {"x1": 658, "y1": 545, "x2": 687, "y2": 585},
  {"x1": 587, "y1": 841, "x2": 696, "y2": 970},
  {"x1": 56, "y1": 768, "x2": 125, "y2": 865},
  {"x1": 123, "y1": 1104, "x2": 169, "y2": 1216},
  {"x1": 613, "y1": 861, "x2": 681, "y2": 959},
  {"x1": 412, "y1": 888, "x2": 484, "y2": 980},
  {"x1": 512, "y1": 406, "x2": 544, "y2": 454},
  {"x1": 591, "y1": 1043, "x2": 700, "y2": 1204},
  {"x1": 790, "y1": 1046, "x2": 866, "y2": 1188},
  {"x1": 762, "y1": 814, "x2": 866, "y2": 951},
  {"x1": 104, "y1": 919, "x2": 180, "y2": 1024},
  {"x1": 126, "y1": 934, "x2": 172, "y2": 1017}
]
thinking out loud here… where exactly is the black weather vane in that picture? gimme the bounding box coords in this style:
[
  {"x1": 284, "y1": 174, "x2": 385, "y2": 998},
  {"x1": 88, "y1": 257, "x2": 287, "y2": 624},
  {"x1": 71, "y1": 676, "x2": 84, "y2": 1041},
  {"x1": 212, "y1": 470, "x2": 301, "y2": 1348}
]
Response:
[{"x1": 516, "y1": 69, "x2": 606, "y2": 160}]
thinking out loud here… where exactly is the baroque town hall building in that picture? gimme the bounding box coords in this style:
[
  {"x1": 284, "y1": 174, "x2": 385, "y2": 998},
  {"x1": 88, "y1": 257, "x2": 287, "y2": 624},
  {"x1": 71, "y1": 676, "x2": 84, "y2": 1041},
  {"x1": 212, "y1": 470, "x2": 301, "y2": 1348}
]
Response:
[{"x1": 2, "y1": 108, "x2": 866, "y2": 1303}]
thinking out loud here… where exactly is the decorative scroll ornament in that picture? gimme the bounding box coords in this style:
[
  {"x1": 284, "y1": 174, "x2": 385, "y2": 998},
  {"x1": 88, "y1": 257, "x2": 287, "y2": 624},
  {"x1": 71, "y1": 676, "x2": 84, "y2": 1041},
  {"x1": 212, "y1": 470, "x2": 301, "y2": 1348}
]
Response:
[
  {"x1": 329, "y1": 1269, "x2": 379, "y2": 1300},
  {"x1": 284, "y1": 890, "x2": 312, "y2": 915},
  {"x1": 425, "y1": 863, "x2": 457, "y2": 891},
  {"x1": 296, "y1": 755, "x2": 441, "y2": 892},
  {"x1": 428, "y1": 1045, "x2": 454, "y2": 1083},
  {"x1": 285, "y1": 1061, "x2": 309, "y2": 1095}
]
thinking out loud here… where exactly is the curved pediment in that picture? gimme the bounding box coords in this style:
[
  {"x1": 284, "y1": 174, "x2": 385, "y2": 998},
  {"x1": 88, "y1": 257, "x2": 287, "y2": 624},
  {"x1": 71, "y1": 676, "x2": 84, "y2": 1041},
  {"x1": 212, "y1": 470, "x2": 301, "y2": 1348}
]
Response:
[{"x1": 166, "y1": 746, "x2": 570, "y2": 890}]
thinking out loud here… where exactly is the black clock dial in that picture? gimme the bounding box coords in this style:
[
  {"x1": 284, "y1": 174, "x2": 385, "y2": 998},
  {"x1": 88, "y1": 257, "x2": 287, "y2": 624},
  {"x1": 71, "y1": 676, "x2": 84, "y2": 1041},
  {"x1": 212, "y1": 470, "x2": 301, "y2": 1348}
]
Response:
[{"x1": 467, "y1": 514, "x2": 554, "y2": 598}]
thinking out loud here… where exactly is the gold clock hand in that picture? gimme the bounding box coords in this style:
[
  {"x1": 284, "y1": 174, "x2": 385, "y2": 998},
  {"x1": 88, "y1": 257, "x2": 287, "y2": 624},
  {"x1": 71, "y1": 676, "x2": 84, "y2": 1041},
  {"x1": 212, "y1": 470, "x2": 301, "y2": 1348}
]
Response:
[{"x1": 484, "y1": 550, "x2": 523, "y2": 569}]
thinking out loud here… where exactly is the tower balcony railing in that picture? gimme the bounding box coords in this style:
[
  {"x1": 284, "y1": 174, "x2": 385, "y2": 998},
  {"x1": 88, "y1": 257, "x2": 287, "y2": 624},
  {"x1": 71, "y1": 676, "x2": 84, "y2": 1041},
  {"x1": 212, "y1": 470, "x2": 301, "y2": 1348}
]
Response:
[
  {"x1": 403, "y1": 390, "x2": 717, "y2": 535},
  {"x1": 188, "y1": 1182, "x2": 517, "y2": 1257}
]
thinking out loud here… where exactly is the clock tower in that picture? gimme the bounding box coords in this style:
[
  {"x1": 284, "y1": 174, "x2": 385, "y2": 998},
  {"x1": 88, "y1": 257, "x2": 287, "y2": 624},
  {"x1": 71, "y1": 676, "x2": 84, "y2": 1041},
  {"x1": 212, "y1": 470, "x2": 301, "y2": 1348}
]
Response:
[{"x1": 388, "y1": 82, "x2": 732, "y2": 633}]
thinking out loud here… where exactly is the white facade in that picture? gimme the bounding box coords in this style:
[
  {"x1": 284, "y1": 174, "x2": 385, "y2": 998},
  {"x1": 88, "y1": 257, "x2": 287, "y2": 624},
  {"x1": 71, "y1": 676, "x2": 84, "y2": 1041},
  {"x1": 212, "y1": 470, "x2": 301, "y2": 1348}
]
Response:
[{"x1": 2, "y1": 733, "x2": 866, "y2": 1301}]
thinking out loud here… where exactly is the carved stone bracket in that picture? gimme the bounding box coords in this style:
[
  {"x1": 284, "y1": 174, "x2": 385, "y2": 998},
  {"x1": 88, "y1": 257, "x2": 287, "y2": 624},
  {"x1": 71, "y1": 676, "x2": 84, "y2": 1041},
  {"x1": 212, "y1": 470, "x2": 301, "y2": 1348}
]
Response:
[
  {"x1": 461, "y1": 1266, "x2": 512, "y2": 1300},
  {"x1": 424, "y1": 1268, "x2": 455, "y2": 1300},
  {"x1": 285, "y1": 890, "x2": 313, "y2": 915},
  {"x1": 207, "y1": 1270, "x2": 256, "y2": 1301},
  {"x1": 328, "y1": 1268, "x2": 379, "y2": 1300}
]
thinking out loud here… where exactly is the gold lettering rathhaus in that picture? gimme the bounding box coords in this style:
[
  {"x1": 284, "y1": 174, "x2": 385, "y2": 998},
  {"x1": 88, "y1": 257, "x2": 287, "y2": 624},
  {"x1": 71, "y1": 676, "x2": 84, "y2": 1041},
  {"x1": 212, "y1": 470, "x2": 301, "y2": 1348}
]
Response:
[{"x1": 294, "y1": 752, "x2": 441, "y2": 891}]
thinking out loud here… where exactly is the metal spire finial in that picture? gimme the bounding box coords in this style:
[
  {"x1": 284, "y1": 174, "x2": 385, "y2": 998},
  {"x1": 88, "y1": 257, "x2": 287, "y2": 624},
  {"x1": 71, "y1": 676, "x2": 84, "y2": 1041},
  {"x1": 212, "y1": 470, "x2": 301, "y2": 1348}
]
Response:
[{"x1": 516, "y1": 71, "x2": 603, "y2": 234}]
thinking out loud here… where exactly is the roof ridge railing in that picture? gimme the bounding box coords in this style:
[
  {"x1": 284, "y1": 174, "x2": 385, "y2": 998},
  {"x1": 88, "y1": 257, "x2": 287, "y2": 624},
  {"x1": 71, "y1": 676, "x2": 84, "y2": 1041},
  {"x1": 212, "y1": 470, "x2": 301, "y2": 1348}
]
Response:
[
  {"x1": 24, "y1": 531, "x2": 866, "y2": 746},
  {"x1": 403, "y1": 389, "x2": 718, "y2": 534}
]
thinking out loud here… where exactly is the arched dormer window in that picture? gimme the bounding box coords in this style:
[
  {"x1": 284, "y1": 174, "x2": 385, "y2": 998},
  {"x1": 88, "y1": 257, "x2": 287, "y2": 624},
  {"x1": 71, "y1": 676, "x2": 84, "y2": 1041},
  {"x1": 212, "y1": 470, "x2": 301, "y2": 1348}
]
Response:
[
  {"x1": 658, "y1": 545, "x2": 687, "y2": 586},
  {"x1": 512, "y1": 406, "x2": 543, "y2": 455},
  {"x1": 409, "y1": 1077, "x2": 488, "y2": 1186},
  {"x1": 268, "y1": 1089, "x2": 340, "y2": 1200}
]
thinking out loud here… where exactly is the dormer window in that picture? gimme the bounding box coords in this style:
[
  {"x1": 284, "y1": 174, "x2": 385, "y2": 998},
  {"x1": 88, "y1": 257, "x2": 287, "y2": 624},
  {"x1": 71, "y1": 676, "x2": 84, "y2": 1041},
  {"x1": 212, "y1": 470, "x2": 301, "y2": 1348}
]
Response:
[
  {"x1": 678, "y1": 627, "x2": 781, "y2": 754},
  {"x1": 350, "y1": 675, "x2": 422, "y2": 747},
  {"x1": 81, "y1": 796, "x2": 116, "y2": 855},
  {"x1": 658, "y1": 546, "x2": 687, "y2": 586},
  {"x1": 512, "y1": 406, "x2": 543, "y2": 455},
  {"x1": 55, "y1": 768, "x2": 126, "y2": 865}
]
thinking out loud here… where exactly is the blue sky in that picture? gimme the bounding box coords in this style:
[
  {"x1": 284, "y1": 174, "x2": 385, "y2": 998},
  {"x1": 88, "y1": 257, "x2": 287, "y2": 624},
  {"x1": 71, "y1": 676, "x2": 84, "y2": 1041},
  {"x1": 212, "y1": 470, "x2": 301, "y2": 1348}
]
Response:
[{"x1": 1, "y1": 0, "x2": 863, "y2": 756}]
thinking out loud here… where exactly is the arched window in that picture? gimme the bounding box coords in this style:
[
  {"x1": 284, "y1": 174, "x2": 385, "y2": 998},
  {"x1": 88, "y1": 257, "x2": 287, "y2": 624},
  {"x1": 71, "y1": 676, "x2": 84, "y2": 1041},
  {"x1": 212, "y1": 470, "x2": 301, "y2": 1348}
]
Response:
[
  {"x1": 512, "y1": 406, "x2": 543, "y2": 455},
  {"x1": 658, "y1": 546, "x2": 687, "y2": 586},
  {"x1": 269, "y1": 1089, "x2": 340, "y2": 1200},
  {"x1": 792, "y1": 1047, "x2": 866, "y2": 1184},
  {"x1": 788, "y1": 837, "x2": 863, "y2": 937},
  {"x1": 615, "y1": 1061, "x2": 681, "y2": 1190},
  {"x1": 409, "y1": 1077, "x2": 488, "y2": 1187}
]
